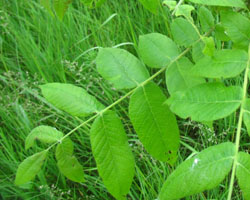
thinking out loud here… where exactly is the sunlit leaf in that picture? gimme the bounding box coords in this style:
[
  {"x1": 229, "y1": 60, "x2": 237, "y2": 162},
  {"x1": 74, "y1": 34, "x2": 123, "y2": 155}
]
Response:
[
  {"x1": 139, "y1": 33, "x2": 179, "y2": 68},
  {"x1": 187, "y1": 0, "x2": 247, "y2": 9},
  {"x1": 159, "y1": 142, "x2": 235, "y2": 200},
  {"x1": 15, "y1": 151, "x2": 47, "y2": 185},
  {"x1": 236, "y1": 152, "x2": 250, "y2": 200},
  {"x1": 129, "y1": 82, "x2": 180, "y2": 163},
  {"x1": 166, "y1": 57, "x2": 205, "y2": 95},
  {"x1": 40, "y1": 83, "x2": 104, "y2": 117},
  {"x1": 90, "y1": 110, "x2": 135, "y2": 199},
  {"x1": 96, "y1": 48, "x2": 149, "y2": 89},
  {"x1": 167, "y1": 83, "x2": 243, "y2": 121},
  {"x1": 25, "y1": 125, "x2": 63, "y2": 150}
]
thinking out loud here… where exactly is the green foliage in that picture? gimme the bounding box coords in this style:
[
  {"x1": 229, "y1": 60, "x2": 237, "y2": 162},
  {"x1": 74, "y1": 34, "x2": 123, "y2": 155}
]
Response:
[
  {"x1": 243, "y1": 99, "x2": 250, "y2": 136},
  {"x1": 57, "y1": 156, "x2": 85, "y2": 183},
  {"x1": 171, "y1": 18, "x2": 200, "y2": 47},
  {"x1": 159, "y1": 142, "x2": 235, "y2": 200},
  {"x1": 187, "y1": 0, "x2": 247, "y2": 8},
  {"x1": 13, "y1": 0, "x2": 250, "y2": 199},
  {"x1": 53, "y1": 0, "x2": 72, "y2": 20},
  {"x1": 191, "y1": 49, "x2": 248, "y2": 78},
  {"x1": 40, "y1": 83, "x2": 105, "y2": 116},
  {"x1": 165, "y1": 57, "x2": 205, "y2": 95},
  {"x1": 236, "y1": 152, "x2": 250, "y2": 199},
  {"x1": 221, "y1": 11, "x2": 250, "y2": 51},
  {"x1": 202, "y1": 37, "x2": 215, "y2": 56},
  {"x1": 167, "y1": 83, "x2": 243, "y2": 121},
  {"x1": 15, "y1": 151, "x2": 47, "y2": 185},
  {"x1": 25, "y1": 125, "x2": 63, "y2": 150},
  {"x1": 138, "y1": 0, "x2": 160, "y2": 14},
  {"x1": 96, "y1": 48, "x2": 149, "y2": 89},
  {"x1": 90, "y1": 111, "x2": 135, "y2": 199},
  {"x1": 198, "y1": 6, "x2": 214, "y2": 33},
  {"x1": 81, "y1": 0, "x2": 107, "y2": 8},
  {"x1": 129, "y1": 82, "x2": 180, "y2": 163},
  {"x1": 138, "y1": 33, "x2": 179, "y2": 68}
]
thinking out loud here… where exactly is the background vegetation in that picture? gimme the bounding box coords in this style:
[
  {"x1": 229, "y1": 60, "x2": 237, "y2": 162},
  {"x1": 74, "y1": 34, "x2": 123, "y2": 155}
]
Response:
[{"x1": 0, "y1": 0, "x2": 249, "y2": 199}]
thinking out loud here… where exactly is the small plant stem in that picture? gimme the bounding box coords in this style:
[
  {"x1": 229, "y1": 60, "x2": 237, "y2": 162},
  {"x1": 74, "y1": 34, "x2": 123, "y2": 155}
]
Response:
[{"x1": 227, "y1": 45, "x2": 250, "y2": 200}]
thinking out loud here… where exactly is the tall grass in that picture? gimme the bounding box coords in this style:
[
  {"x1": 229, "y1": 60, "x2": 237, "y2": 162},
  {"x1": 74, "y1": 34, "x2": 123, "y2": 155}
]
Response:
[{"x1": 0, "y1": 0, "x2": 245, "y2": 199}]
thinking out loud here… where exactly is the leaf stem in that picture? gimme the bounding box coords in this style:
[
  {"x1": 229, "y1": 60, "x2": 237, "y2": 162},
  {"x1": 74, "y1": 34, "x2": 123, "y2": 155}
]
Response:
[{"x1": 227, "y1": 44, "x2": 250, "y2": 200}]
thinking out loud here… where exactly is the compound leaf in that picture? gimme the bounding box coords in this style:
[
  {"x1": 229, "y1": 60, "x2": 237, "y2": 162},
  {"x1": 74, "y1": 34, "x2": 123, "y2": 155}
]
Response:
[
  {"x1": 166, "y1": 57, "x2": 205, "y2": 95},
  {"x1": 198, "y1": 6, "x2": 214, "y2": 33},
  {"x1": 236, "y1": 152, "x2": 250, "y2": 200},
  {"x1": 15, "y1": 151, "x2": 47, "y2": 185},
  {"x1": 90, "y1": 110, "x2": 135, "y2": 199},
  {"x1": 57, "y1": 156, "x2": 85, "y2": 183},
  {"x1": 187, "y1": 0, "x2": 247, "y2": 9},
  {"x1": 159, "y1": 142, "x2": 235, "y2": 200},
  {"x1": 96, "y1": 48, "x2": 149, "y2": 89},
  {"x1": 191, "y1": 49, "x2": 248, "y2": 78},
  {"x1": 138, "y1": 0, "x2": 160, "y2": 14},
  {"x1": 40, "y1": 83, "x2": 104, "y2": 117},
  {"x1": 139, "y1": 33, "x2": 179, "y2": 68},
  {"x1": 129, "y1": 82, "x2": 180, "y2": 163},
  {"x1": 25, "y1": 125, "x2": 63, "y2": 150},
  {"x1": 243, "y1": 99, "x2": 250, "y2": 137},
  {"x1": 171, "y1": 18, "x2": 200, "y2": 47},
  {"x1": 167, "y1": 83, "x2": 243, "y2": 122},
  {"x1": 221, "y1": 11, "x2": 250, "y2": 51},
  {"x1": 53, "y1": 0, "x2": 72, "y2": 20}
]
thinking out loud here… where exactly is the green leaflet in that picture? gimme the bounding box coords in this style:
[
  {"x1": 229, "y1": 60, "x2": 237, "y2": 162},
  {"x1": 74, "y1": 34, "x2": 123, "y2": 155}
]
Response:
[
  {"x1": 138, "y1": 33, "x2": 179, "y2": 68},
  {"x1": 25, "y1": 125, "x2": 63, "y2": 150},
  {"x1": 221, "y1": 11, "x2": 250, "y2": 51},
  {"x1": 171, "y1": 18, "x2": 200, "y2": 47},
  {"x1": 96, "y1": 48, "x2": 149, "y2": 89},
  {"x1": 56, "y1": 138, "x2": 85, "y2": 182},
  {"x1": 198, "y1": 6, "x2": 214, "y2": 33},
  {"x1": 53, "y1": 0, "x2": 72, "y2": 20},
  {"x1": 40, "y1": 83, "x2": 104, "y2": 117},
  {"x1": 15, "y1": 151, "x2": 47, "y2": 185},
  {"x1": 202, "y1": 37, "x2": 215, "y2": 57},
  {"x1": 243, "y1": 99, "x2": 250, "y2": 136},
  {"x1": 187, "y1": 0, "x2": 247, "y2": 9},
  {"x1": 192, "y1": 40, "x2": 205, "y2": 62},
  {"x1": 175, "y1": 5, "x2": 195, "y2": 22},
  {"x1": 191, "y1": 49, "x2": 248, "y2": 78},
  {"x1": 57, "y1": 156, "x2": 85, "y2": 183},
  {"x1": 215, "y1": 24, "x2": 230, "y2": 42},
  {"x1": 236, "y1": 152, "x2": 250, "y2": 200},
  {"x1": 90, "y1": 110, "x2": 135, "y2": 199},
  {"x1": 56, "y1": 138, "x2": 74, "y2": 160},
  {"x1": 162, "y1": 0, "x2": 176, "y2": 10},
  {"x1": 129, "y1": 82, "x2": 180, "y2": 163},
  {"x1": 167, "y1": 82, "x2": 243, "y2": 122},
  {"x1": 138, "y1": 0, "x2": 160, "y2": 14},
  {"x1": 165, "y1": 57, "x2": 205, "y2": 95},
  {"x1": 159, "y1": 142, "x2": 235, "y2": 200}
]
